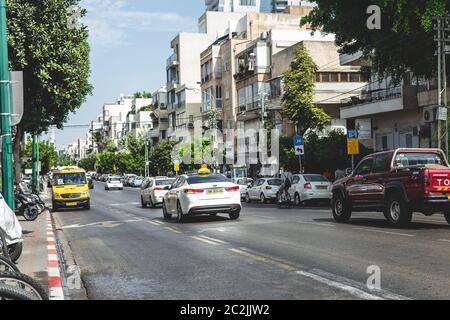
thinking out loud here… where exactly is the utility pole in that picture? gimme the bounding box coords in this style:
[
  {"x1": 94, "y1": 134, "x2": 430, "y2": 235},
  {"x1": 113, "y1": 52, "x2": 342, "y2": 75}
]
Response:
[
  {"x1": 32, "y1": 135, "x2": 37, "y2": 191},
  {"x1": 36, "y1": 136, "x2": 40, "y2": 193},
  {"x1": 145, "y1": 140, "x2": 149, "y2": 177},
  {"x1": 0, "y1": 0, "x2": 14, "y2": 208},
  {"x1": 434, "y1": 14, "x2": 450, "y2": 159}
]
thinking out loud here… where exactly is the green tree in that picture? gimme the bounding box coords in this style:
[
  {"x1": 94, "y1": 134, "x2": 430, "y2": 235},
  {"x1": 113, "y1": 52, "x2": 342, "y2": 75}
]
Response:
[
  {"x1": 78, "y1": 152, "x2": 98, "y2": 171},
  {"x1": 96, "y1": 152, "x2": 116, "y2": 174},
  {"x1": 133, "y1": 91, "x2": 152, "y2": 99},
  {"x1": 7, "y1": 0, "x2": 92, "y2": 180},
  {"x1": 22, "y1": 139, "x2": 58, "y2": 175},
  {"x1": 57, "y1": 153, "x2": 75, "y2": 167},
  {"x1": 149, "y1": 140, "x2": 179, "y2": 176},
  {"x1": 282, "y1": 46, "x2": 330, "y2": 135},
  {"x1": 301, "y1": 0, "x2": 450, "y2": 80}
]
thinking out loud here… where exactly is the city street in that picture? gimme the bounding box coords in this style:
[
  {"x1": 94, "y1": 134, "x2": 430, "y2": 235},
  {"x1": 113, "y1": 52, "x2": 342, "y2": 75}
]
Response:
[{"x1": 53, "y1": 181, "x2": 450, "y2": 300}]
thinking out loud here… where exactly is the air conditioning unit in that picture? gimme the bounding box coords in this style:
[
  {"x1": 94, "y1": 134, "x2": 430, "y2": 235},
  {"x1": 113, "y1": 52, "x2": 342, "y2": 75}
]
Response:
[{"x1": 423, "y1": 106, "x2": 436, "y2": 123}]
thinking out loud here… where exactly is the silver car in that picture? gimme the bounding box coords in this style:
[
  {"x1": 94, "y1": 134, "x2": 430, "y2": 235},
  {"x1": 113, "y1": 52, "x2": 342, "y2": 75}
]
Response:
[{"x1": 141, "y1": 177, "x2": 175, "y2": 208}]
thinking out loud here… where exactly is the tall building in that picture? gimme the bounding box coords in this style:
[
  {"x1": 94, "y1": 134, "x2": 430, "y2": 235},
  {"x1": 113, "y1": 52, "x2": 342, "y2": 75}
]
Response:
[{"x1": 205, "y1": 0, "x2": 301, "y2": 13}]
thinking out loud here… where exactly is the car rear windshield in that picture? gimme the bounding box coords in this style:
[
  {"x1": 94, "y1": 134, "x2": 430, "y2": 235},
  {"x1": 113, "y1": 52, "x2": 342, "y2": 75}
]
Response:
[
  {"x1": 187, "y1": 175, "x2": 231, "y2": 184},
  {"x1": 394, "y1": 152, "x2": 445, "y2": 167},
  {"x1": 110, "y1": 177, "x2": 121, "y2": 181},
  {"x1": 304, "y1": 175, "x2": 329, "y2": 182},
  {"x1": 156, "y1": 179, "x2": 175, "y2": 186},
  {"x1": 237, "y1": 179, "x2": 253, "y2": 185},
  {"x1": 267, "y1": 179, "x2": 283, "y2": 186}
]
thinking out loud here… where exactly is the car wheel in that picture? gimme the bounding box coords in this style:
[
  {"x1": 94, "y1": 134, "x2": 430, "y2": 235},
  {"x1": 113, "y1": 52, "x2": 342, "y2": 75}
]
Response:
[
  {"x1": 149, "y1": 196, "x2": 155, "y2": 208},
  {"x1": 229, "y1": 209, "x2": 241, "y2": 220},
  {"x1": 162, "y1": 201, "x2": 172, "y2": 220},
  {"x1": 245, "y1": 193, "x2": 251, "y2": 203},
  {"x1": 442, "y1": 210, "x2": 450, "y2": 224},
  {"x1": 260, "y1": 193, "x2": 266, "y2": 204},
  {"x1": 7, "y1": 242, "x2": 23, "y2": 263},
  {"x1": 294, "y1": 193, "x2": 301, "y2": 206},
  {"x1": 332, "y1": 192, "x2": 352, "y2": 223},
  {"x1": 141, "y1": 196, "x2": 147, "y2": 208},
  {"x1": 176, "y1": 201, "x2": 184, "y2": 223},
  {"x1": 386, "y1": 194, "x2": 412, "y2": 226}
]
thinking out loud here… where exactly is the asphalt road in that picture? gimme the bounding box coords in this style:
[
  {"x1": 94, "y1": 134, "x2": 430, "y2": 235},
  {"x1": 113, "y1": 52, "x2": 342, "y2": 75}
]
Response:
[{"x1": 52, "y1": 181, "x2": 450, "y2": 300}]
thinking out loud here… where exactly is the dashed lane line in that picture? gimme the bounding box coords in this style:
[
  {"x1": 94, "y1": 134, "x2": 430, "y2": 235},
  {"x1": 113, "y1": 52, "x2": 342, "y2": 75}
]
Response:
[
  {"x1": 164, "y1": 227, "x2": 183, "y2": 234},
  {"x1": 353, "y1": 227, "x2": 415, "y2": 237},
  {"x1": 197, "y1": 235, "x2": 229, "y2": 244},
  {"x1": 191, "y1": 236, "x2": 221, "y2": 246}
]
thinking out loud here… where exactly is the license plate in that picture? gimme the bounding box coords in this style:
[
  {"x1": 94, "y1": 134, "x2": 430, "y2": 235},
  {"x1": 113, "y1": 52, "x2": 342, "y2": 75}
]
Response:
[
  {"x1": 317, "y1": 186, "x2": 328, "y2": 190},
  {"x1": 66, "y1": 202, "x2": 77, "y2": 207},
  {"x1": 207, "y1": 189, "x2": 223, "y2": 194}
]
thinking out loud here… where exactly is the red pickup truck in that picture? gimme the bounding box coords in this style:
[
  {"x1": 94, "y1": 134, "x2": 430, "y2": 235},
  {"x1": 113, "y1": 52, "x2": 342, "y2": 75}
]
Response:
[{"x1": 332, "y1": 148, "x2": 450, "y2": 226}]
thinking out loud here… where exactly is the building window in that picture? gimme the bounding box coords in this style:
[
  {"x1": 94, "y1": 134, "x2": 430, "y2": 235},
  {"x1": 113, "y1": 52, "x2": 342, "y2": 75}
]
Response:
[
  {"x1": 340, "y1": 72, "x2": 349, "y2": 82},
  {"x1": 240, "y1": 0, "x2": 256, "y2": 5}
]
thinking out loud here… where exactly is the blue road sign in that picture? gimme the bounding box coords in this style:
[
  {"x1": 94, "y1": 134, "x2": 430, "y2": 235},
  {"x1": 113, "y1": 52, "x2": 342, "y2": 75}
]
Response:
[
  {"x1": 294, "y1": 135, "x2": 304, "y2": 146},
  {"x1": 347, "y1": 130, "x2": 359, "y2": 140}
]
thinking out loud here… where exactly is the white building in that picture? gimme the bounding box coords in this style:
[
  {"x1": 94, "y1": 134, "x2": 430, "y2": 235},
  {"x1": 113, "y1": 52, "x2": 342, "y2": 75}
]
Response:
[{"x1": 205, "y1": 0, "x2": 301, "y2": 13}]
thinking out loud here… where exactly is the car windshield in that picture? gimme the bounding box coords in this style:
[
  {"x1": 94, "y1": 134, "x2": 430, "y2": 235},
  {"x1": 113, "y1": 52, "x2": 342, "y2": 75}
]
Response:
[
  {"x1": 394, "y1": 152, "x2": 445, "y2": 168},
  {"x1": 54, "y1": 172, "x2": 86, "y2": 186},
  {"x1": 267, "y1": 179, "x2": 283, "y2": 186},
  {"x1": 156, "y1": 179, "x2": 175, "y2": 186},
  {"x1": 304, "y1": 175, "x2": 329, "y2": 182},
  {"x1": 187, "y1": 175, "x2": 231, "y2": 184}
]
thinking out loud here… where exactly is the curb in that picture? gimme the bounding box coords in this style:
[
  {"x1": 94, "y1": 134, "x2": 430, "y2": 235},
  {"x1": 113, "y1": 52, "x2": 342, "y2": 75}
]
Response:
[{"x1": 46, "y1": 211, "x2": 65, "y2": 300}]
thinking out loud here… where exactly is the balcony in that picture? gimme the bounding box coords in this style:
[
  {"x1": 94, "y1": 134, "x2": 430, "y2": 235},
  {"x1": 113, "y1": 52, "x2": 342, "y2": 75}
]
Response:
[
  {"x1": 340, "y1": 85, "x2": 418, "y2": 119},
  {"x1": 201, "y1": 73, "x2": 213, "y2": 84},
  {"x1": 167, "y1": 79, "x2": 179, "y2": 91},
  {"x1": 166, "y1": 53, "x2": 179, "y2": 69},
  {"x1": 176, "y1": 101, "x2": 186, "y2": 109}
]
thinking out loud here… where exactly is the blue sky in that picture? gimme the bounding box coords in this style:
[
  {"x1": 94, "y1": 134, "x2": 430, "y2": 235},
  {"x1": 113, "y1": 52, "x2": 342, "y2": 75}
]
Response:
[{"x1": 53, "y1": 0, "x2": 202, "y2": 149}]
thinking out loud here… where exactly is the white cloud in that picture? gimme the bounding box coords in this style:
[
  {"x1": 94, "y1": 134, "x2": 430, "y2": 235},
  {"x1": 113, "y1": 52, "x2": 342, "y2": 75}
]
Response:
[{"x1": 81, "y1": 0, "x2": 197, "y2": 48}]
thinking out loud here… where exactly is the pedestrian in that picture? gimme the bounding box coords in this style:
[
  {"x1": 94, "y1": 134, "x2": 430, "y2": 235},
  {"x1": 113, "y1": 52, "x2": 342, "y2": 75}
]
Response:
[{"x1": 335, "y1": 168, "x2": 345, "y2": 181}]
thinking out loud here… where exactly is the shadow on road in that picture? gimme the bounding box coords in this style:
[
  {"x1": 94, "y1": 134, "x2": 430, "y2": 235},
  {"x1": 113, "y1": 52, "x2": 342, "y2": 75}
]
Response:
[
  {"x1": 314, "y1": 216, "x2": 450, "y2": 230},
  {"x1": 154, "y1": 215, "x2": 232, "y2": 225}
]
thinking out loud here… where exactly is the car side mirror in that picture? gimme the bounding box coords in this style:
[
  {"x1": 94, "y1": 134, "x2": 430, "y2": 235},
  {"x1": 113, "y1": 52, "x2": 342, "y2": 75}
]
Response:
[{"x1": 164, "y1": 186, "x2": 171, "y2": 191}]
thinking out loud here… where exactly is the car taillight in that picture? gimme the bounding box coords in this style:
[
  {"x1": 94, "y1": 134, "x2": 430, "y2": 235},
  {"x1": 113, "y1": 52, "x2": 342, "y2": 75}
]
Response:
[
  {"x1": 424, "y1": 171, "x2": 431, "y2": 195},
  {"x1": 265, "y1": 186, "x2": 272, "y2": 190},
  {"x1": 153, "y1": 187, "x2": 163, "y2": 191},
  {"x1": 304, "y1": 183, "x2": 312, "y2": 189},
  {"x1": 226, "y1": 186, "x2": 240, "y2": 192},
  {"x1": 184, "y1": 188, "x2": 204, "y2": 194}
]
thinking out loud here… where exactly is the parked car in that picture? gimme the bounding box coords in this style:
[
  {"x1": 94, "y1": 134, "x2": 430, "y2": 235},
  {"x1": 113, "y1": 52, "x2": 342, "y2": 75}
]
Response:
[
  {"x1": 232, "y1": 178, "x2": 254, "y2": 200},
  {"x1": 130, "y1": 176, "x2": 144, "y2": 188},
  {"x1": 105, "y1": 176, "x2": 123, "y2": 191},
  {"x1": 88, "y1": 177, "x2": 94, "y2": 190},
  {"x1": 124, "y1": 174, "x2": 137, "y2": 186},
  {"x1": 162, "y1": 173, "x2": 241, "y2": 222},
  {"x1": 141, "y1": 177, "x2": 175, "y2": 208},
  {"x1": 332, "y1": 148, "x2": 450, "y2": 226},
  {"x1": 288, "y1": 174, "x2": 332, "y2": 206},
  {"x1": 245, "y1": 178, "x2": 283, "y2": 203}
]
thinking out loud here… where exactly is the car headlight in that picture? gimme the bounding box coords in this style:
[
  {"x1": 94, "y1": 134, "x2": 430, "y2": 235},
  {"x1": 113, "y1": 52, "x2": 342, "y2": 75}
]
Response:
[{"x1": 81, "y1": 192, "x2": 89, "y2": 197}]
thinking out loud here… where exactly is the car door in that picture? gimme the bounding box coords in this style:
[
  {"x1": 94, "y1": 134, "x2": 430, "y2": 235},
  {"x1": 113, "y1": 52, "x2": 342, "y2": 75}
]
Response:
[
  {"x1": 252, "y1": 179, "x2": 264, "y2": 199},
  {"x1": 365, "y1": 153, "x2": 392, "y2": 205},
  {"x1": 248, "y1": 180, "x2": 259, "y2": 199},
  {"x1": 166, "y1": 177, "x2": 180, "y2": 213},
  {"x1": 346, "y1": 157, "x2": 374, "y2": 205},
  {"x1": 143, "y1": 179, "x2": 152, "y2": 202}
]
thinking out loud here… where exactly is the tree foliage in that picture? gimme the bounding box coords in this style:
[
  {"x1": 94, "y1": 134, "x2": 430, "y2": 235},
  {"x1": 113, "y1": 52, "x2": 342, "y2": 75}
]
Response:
[
  {"x1": 282, "y1": 46, "x2": 330, "y2": 135},
  {"x1": 301, "y1": 0, "x2": 450, "y2": 80},
  {"x1": 149, "y1": 140, "x2": 179, "y2": 176},
  {"x1": 22, "y1": 139, "x2": 58, "y2": 175}
]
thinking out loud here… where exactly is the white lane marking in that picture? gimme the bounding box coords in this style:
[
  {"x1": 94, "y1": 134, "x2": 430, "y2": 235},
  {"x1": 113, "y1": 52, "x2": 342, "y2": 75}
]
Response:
[
  {"x1": 110, "y1": 202, "x2": 140, "y2": 206},
  {"x1": 353, "y1": 228, "x2": 415, "y2": 237},
  {"x1": 198, "y1": 235, "x2": 228, "y2": 244},
  {"x1": 438, "y1": 239, "x2": 450, "y2": 243},
  {"x1": 308, "y1": 269, "x2": 411, "y2": 300},
  {"x1": 148, "y1": 221, "x2": 161, "y2": 226},
  {"x1": 296, "y1": 221, "x2": 336, "y2": 227},
  {"x1": 295, "y1": 270, "x2": 384, "y2": 300},
  {"x1": 164, "y1": 227, "x2": 182, "y2": 234},
  {"x1": 230, "y1": 248, "x2": 296, "y2": 271},
  {"x1": 60, "y1": 219, "x2": 143, "y2": 230},
  {"x1": 191, "y1": 236, "x2": 220, "y2": 246},
  {"x1": 151, "y1": 220, "x2": 164, "y2": 225}
]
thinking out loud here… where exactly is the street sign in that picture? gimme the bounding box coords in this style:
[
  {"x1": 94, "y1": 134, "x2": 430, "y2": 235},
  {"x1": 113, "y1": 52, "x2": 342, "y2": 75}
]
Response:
[
  {"x1": 24, "y1": 169, "x2": 32, "y2": 175},
  {"x1": 347, "y1": 139, "x2": 360, "y2": 155},
  {"x1": 295, "y1": 146, "x2": 304, "y2": 156},
  {"x1": 347, "y1": 130, "x2": 359, "y2": 140},
  {"x1": 293, "y1": 135, "x2": 304, "y2": 147},
  {"x1": 437, "y1": 107, "x2": 448, "y2": 121},
  {"x1": 174, "y1": 163, "x2": 180, "y2": 172}
]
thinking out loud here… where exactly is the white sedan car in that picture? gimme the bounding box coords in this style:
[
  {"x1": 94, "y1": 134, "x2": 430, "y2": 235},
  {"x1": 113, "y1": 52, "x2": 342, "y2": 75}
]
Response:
[
  {"x1": 245, "y1": 178, "x2": 282, "y2": 203},
  {"x1": 141, "y1": 177, "x2": 175, "y2": 208},
  {"x1": 162, "y1": 174, "x2": 241, "y2": 223},
  {"x1": 288, "y1": 174, "x2": 332, "y2": 205},
  {"x1": 232, "y1": 177, "x2": 254, "y2": 200},
  {"x1": 105, "y1": 176, "x2": 124, "y2": 191}
]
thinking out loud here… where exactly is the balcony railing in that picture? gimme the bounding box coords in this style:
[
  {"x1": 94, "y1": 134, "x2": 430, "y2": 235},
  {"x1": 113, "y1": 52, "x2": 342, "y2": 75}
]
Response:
[
  {"x1": 340, "y1": 86, "x2": 402, "y2": 106},
  {"x1": 166, "y1": 53, "x2": 179, "y2": 68}
]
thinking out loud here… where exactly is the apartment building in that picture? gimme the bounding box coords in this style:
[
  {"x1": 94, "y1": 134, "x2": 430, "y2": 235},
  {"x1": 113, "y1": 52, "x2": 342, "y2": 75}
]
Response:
[
  {"x1": 205, "y1": 0, "x2": 301, "y2": 13},
  {"x1": 102, "y1": 94, "x2": 134, "y2": 146},
  {"x1": 166, "y1": 11, "x2": 248, "y2": 141},
  {"x1": 339, "y1": 52, "x2": 450, "y2": 152},
  {"x1": 149, "y1": 86, "x2": 169, "y2": 145}
]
